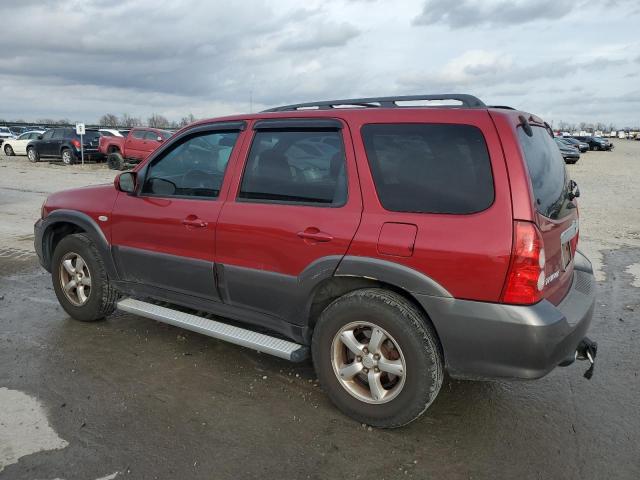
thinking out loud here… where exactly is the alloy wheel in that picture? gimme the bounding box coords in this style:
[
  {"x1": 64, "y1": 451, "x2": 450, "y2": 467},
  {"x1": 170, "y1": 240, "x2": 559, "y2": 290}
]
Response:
[
  {"x1": 59, "y1": 252, "x2": 92, "y2": 306},
  {"x1": 331, "y1": 321, "x2": 406, "y2": 404}
]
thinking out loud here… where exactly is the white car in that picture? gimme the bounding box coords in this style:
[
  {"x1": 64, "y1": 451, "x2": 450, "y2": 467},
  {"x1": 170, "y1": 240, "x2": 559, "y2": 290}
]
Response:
[
  {"x1": 2, "y1": 130, "x2": 45, "y2": 156},
  {"x1": 99, "y1": 128, "x2": 124, "y2": 137}
]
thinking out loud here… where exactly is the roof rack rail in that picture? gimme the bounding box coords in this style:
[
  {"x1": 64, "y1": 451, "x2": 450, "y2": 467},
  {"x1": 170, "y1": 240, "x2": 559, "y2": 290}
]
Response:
[
  {"x1": 488, "y1": 105, "x2": 516, "y2": 110},
  {"x1": 262, "y1": 94, "x2": 486, "y2": 112}
]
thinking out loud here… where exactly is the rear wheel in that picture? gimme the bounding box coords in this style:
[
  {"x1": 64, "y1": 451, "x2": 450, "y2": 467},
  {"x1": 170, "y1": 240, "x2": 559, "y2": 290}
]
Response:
[
  {"x1": 4, "y1": 144, "x2": 14, "y2": 156},
  {"x1": 61, "y1": 148, "x2": 74, "y2": 165},
  {"x1": 51, "y1": 233, "x2": 118, "y2": 322},
  {"x1": 312, "y1": 288, "x2": 443, "y2": 428},
  {"x1": 107, "y1": 152, "x2": 124, "y2": 170},
  {"x1": 27, "y1": 147, "x2": 39, "y2": 163}
]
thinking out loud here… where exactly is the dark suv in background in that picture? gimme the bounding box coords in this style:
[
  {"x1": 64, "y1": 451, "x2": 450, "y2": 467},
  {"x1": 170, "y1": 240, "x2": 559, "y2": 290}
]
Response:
[
  {"x1": 27, "y1": 127, "x2": 104, "y2": 164},
  {"x1": 574, "y1": 135, "x2": 612, "y2": 151}
]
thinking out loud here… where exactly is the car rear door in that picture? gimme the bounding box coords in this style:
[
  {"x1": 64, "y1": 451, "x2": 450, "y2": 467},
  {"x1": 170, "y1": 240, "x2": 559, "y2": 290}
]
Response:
[
  {"x1": 215, "y1": 118, "x2": 362, "y2": 323},
  {"x1": 142, "y1": 131, "x2": 164, "y2": 157},
  {"x1": 110, "y1": 123, "x2": 245, "y2": 303}
]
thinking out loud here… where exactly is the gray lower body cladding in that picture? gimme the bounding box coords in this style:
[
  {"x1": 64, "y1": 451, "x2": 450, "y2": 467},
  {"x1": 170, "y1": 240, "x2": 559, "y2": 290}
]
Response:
[{"x1": 416, "y1": 250, "x2": 596, "y2": 380}]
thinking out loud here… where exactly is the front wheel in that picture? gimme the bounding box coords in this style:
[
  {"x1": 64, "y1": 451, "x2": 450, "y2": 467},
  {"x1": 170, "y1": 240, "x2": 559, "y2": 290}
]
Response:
[
  {"x1": 27, "y1": 147, "x2": 39, "y2": 163},
  {"x1": 51, "y1": 233, "x2": 118, "y2": 322},
  {"x1": 4, "y1": 144, "x2": 14, "y2": 156},
  {"x1": 312, "y1": 289, "x2": 443, "y2": 428}
]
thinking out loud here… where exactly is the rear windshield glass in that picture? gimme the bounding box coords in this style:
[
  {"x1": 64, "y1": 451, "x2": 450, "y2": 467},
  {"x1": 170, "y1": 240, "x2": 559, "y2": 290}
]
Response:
[
  {"x1": 79, "y1": 130, "x2": 101, "y2": 141},
  {"x1": 361, "y1": 124, "x2": 494, "y2": 214},
  {"x1": 518, "y1": 126, "x2": 572, "y2": 220}
]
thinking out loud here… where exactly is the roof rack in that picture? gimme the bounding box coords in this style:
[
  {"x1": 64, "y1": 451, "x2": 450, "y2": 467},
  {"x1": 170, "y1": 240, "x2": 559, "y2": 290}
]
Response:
[
  {"x1": 262, "y1": 94, "x2": 486, "y2": 112},
  {"x1": 488, "y1": 105, "x2": 516, "y2": 110}
]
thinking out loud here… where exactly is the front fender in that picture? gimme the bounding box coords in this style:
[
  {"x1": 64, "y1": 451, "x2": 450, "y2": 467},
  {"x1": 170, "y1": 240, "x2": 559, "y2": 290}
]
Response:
[{"x1": 35, "y1": 209, "x2": 118, "y2": 279}]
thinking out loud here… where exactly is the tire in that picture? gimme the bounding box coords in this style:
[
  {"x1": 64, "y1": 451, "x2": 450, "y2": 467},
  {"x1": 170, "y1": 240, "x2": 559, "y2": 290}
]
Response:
[
  {"x1": 51, "y1": 233, "x2": 118, "y2": 322},
  {"x1": 4, "y1": 144, "x2": 14, "y2": 156},
  {"x1": 27, "y1": 147, "x2": 39, "y2": 163},
  {"x1": 61, "y1": 148, "x2": 74, "y2": 165},
  {"x1": 312, "y1": 288, "x2": 443, "y2": 428},
  {"x1": 107, "y1": 152, "x2": 124, "y2": 170}
]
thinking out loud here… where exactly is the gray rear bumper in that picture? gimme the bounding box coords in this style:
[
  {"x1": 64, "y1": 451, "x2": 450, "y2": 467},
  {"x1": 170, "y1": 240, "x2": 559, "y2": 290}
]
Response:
[{"x1": 417, "y1": 250, "x2": 596, "y2": 380}]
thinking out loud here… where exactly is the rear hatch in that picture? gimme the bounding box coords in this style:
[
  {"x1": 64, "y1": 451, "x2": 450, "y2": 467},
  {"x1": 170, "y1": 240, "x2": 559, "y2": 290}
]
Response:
[
  {"x1": 517, "y1": 123, "x2": 579, "y2": 305},
  {"x1": 77, "y1": 130, "x2": 101, "y2": 151}
]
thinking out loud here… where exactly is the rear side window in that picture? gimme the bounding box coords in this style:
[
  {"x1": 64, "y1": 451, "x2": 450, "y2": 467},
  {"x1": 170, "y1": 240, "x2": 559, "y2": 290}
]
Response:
[
  {"x1": 361, "y1": 124, "x2": 494, "y2": 214},
  {"x1": 51, "y1": 129, "x2": 65, "y2": 140},
  {"x1": 518, "y1": 126, "x2": 571, "y2": 220},
  {"x1": 144, "y1": 131, "x2": 160, "y2": 141},
  {"x1": 239, "y1": 130, "x2": 347, "y2": 206},
  {"x1": 132, "y1": 130, "x2": 146, "y2": 139}
]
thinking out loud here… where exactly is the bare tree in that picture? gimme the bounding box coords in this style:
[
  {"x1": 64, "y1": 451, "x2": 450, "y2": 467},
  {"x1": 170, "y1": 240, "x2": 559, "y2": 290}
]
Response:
[
  {"x1": 178, "y1": 113, "x2": 197, "y2": 128},
  {"x1": 121, "y1": 113, "x2": 142, "y2": 128},
  {"x1": 99, "y1": 113, "x2": 119, "y2": 127},
  {"x1": 147, "y1": 113, "x2": 170, "y2": 129}
]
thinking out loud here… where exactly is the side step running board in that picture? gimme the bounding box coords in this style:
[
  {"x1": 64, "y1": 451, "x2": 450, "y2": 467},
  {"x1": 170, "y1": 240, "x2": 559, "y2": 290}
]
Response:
[{"x1": 117, "y1": 298, "x2": 309, "y2": 362}]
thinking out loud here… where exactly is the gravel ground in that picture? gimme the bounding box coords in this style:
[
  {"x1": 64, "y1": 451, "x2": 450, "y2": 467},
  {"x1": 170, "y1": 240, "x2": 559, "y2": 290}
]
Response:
[{"x1": 0, "y1": 141, "x2": 639, "y2": 479}]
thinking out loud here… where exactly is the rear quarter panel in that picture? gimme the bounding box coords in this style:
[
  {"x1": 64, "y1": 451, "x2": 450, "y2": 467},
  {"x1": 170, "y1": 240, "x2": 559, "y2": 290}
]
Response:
[{"x1": 345, "y1": 109, "x2": 514, "y2": 302}]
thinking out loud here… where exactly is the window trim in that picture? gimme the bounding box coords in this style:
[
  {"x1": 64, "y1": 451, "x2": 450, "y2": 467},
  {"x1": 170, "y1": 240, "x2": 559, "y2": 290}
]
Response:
[
  {"x1": 360, "y1": 122, "x2": 496, "y2": 216},
  {"x1": 236, "y1": 127, "x2": 349, "y2": 209},
  {"x1": 137, "y1": 128, "x2": 243, "y2": 202}
]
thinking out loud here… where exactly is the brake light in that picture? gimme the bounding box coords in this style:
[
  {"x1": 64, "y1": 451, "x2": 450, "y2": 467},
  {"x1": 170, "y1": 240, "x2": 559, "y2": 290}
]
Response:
[
  {"x1": 500, "y1": 221, "x2": 545, "y2": 305},
  {"x1": 71, "y1": 139, "x2": 81, "y2": 149}
]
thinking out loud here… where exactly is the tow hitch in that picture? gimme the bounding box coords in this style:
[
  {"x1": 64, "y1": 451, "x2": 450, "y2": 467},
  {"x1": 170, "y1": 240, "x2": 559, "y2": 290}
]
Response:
[{"x1": 576, "y1": 337, "x2": 598, "y2": 380}]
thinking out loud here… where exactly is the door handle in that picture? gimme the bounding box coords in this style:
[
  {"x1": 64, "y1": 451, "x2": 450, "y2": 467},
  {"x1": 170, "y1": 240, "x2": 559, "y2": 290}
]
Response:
[
  {"x1": 182, "y1": 217, "x2": 208, "y2": 228},
  {"x1": 297, "y1": 229, "x2": 333, "y2": 242}
]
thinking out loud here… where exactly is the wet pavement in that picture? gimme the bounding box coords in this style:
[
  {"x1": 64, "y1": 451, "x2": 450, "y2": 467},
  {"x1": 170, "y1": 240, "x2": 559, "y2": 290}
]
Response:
[{"x1": 1, "y1": 247, "x2": 639, "y2": 480}]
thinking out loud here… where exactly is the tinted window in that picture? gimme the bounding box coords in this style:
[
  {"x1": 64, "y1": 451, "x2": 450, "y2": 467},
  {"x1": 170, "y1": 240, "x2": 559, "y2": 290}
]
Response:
[
  {"x1": 132, "y1": 130, "x2": 146, "y2": 139},
  {"x1": 518, "y1": 126, "x2": 572, "y2": 220},
  {"x1": 51, "y1": 129, "x2": 65, "y2": 140},
  {"x1": 239, "y1": 130, "x2": 347, "y2": 206},
  {"x1": 82, "y1": 130, "x2": 101, "y2": 142},
  {"x1": 18, "y1": 133, "x2": 31, "y2": 140},
  {"x1": 100, "y1": 131, "x2": 114, "y2": 137},
  {"x1": 361, "y1": 124, "x2": 494, "y2": 214},
  {"x1": 42, "y1": 130, "x2": 54, "y2": 140},
  {"x1": 142, "y1": 131, "x2": 239, "y2": 198},
  {"x1": 144, "y1": 131, "x2": 160, "y2": 141},
  {"x1": 159, "y1": 130, "x2": 172, "y2": 140}
]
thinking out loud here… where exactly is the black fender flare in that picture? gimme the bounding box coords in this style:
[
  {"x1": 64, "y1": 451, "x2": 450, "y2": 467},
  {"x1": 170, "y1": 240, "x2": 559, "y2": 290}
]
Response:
[
  {"x1": 334, "y1": 256, "x2": 451, "y2": 298},
  {"x1": 37, "y1": 209, "x2": 119, "y2": 279}
]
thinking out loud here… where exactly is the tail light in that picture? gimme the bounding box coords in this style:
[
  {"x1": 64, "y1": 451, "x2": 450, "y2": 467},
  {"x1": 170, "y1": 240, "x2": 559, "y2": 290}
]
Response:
[
  {"x1": 71, "y1": 139, "x2": 81, "y2": 149},
  {"x1": 500, "y1": 221, "x2": 545, "y2": 305}
]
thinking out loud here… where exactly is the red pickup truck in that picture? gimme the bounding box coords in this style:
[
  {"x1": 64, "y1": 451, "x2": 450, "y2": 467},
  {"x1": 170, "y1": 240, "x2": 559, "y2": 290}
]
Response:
[{"x1": 99, "y1": 127, "x2": 172, "y2": 170}]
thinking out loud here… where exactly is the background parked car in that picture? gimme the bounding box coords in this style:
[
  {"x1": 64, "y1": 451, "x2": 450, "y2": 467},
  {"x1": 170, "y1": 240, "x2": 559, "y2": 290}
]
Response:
[
  {"x1": 99, "y1": 128, "x2": 124, "y2": 137},
  {"x1": 561, "y1": 137, "x2": 589, "y2": 152},
  {"x1": 98, "y1": 127, "x2": 172, "y2": 169},
  {"x1": 0, "y1": 126, "x2": 15, "y2": 146},
  {"x1": 2, "y1": 130, "x2": 45, "y2": 156},
  {"x1": 554, "y1": 137, "x2": 580, "y2": 164},
  {"x1": 26, "y1": 127, "x2": 104, "y2": 164},
  {"x1": 574, "y1": 135, "x2": 613, "y2": 151}
]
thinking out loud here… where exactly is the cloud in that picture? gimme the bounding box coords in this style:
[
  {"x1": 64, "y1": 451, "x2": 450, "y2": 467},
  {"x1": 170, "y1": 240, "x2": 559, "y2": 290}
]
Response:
[
  {"x1": 413, "y1": 0, "x2": 578, "y2": 28},
  {"x1": 278, "y1": 23, "x2": 360, "y2": 51}
]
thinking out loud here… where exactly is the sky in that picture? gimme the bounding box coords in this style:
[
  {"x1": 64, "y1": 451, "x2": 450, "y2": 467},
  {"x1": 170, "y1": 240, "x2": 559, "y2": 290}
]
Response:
[{"x1": 1, "y1": 0, "x2": 639, "y2": 127}]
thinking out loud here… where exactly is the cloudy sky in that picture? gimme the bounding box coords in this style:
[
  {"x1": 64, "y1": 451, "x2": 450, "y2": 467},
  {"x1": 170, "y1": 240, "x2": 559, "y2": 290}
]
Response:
[{"x1": 1, "y1": 0, "x2": 639, "y2": 127}]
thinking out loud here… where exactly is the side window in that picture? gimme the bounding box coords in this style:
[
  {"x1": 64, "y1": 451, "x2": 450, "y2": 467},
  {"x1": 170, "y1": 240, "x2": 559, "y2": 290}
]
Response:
[
  {"x1": 51, "y1": 129, "x2": 64, "y2": 140},
  {"x1": 42, "y1": 131, "x2": 54, "y2": 140},
  {"x1": 239, "y1": 130, "x2": 347, "y2": 206},
  {"x1": 141, "y1": 131, "x2": 239, "y2": 199},
  {"x1": 132, "y1": 130, "x2": 146, "y2": 139},
  {"x1": 144, "y1": 131, "x2": 160, "y2": 141},
  {"x1": 361, "y1": 124, "x2": 494, "y2": 214}
]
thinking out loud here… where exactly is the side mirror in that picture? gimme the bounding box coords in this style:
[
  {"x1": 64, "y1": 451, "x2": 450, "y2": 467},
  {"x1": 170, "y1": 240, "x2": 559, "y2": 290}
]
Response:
[
  {"x1": 157, "y1": 136, "x2": 164, "y2": 142},
  {"x1": 116, "y1": 172, "x2": 136, "y2": 193},
  {"x1": 37, "y1": 135, "x2": 43, "y2": 140}
]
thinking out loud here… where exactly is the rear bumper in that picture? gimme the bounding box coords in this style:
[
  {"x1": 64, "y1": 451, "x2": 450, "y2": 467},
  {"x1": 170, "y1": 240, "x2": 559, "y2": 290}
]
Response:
[{"x1": 417, "y1": 250, "x2": 596, "y2": 380}]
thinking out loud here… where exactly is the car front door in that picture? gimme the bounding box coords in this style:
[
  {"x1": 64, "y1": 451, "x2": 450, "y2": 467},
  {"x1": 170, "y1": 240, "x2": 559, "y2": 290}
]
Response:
[
  {"x1": 215, "y1": 118, "x2": 362, "y2": 324},
  {"x1": 124, "y1": 130, "x2": 147, "y2": 159},
  {"x1": 110, "y1": 124, "x2": 245, "y2": 302},
  {"x1": 38, "y1": 130, "x2": 56, "y2": 156}
]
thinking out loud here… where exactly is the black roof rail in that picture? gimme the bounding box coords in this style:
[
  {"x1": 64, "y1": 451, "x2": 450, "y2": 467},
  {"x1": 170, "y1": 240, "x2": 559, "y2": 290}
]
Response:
[
  {"x1": 488, "y1": 105, "x2": 516, "y2": 110},
  {"x1": 262, "y1": 94, "x2": 486, "y2": 112}
]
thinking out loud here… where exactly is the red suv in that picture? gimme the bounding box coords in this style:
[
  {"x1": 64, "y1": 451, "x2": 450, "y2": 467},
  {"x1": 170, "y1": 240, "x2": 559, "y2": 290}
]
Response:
[{"x1": 34, "y1": 95, "x2": 597, "y2": 427}]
